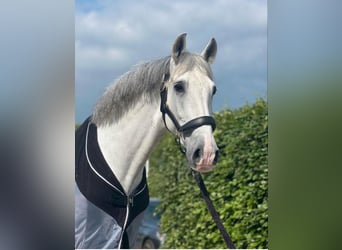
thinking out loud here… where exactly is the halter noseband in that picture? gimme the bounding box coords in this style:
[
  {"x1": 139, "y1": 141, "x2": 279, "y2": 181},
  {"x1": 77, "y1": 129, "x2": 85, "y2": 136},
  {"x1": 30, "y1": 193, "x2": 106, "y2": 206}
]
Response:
[{"x1": 160, "y1": 78, "x2": 216, "y2": 135}]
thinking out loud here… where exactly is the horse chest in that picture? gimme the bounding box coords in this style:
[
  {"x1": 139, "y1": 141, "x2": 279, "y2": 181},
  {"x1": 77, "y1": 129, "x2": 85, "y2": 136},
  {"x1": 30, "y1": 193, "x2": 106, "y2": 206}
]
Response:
[{"x1": 75, "y1": 118, "x2": 149, "y2": 249}]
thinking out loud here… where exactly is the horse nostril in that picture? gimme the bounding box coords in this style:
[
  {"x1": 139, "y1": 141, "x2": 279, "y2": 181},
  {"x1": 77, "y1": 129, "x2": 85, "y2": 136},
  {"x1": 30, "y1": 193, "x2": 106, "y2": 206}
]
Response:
[
  {"x1": 192, "y1": 148, "x2": 202, "y2": 164},
  {"x1": 213, "y1": 150, "x2": 219, "y2": 164}
]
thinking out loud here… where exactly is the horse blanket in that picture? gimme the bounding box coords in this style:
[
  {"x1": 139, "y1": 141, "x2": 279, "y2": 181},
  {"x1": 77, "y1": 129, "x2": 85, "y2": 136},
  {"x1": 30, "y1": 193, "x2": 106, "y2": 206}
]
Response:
[{"x1": 75, "y1": 117, "x2": 150, "y2": 249}]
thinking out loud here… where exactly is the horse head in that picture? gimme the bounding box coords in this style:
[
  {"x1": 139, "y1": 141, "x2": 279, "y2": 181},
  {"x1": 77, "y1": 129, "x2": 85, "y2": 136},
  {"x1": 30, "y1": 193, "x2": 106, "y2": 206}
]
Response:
[{"x1": 161, "y1": 33, "x2": 219, "y2": 173}]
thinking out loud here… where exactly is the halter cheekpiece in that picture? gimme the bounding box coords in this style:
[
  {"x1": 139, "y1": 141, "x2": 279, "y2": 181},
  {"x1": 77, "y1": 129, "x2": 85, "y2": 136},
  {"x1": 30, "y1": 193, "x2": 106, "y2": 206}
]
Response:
[{"x1": 159, "y1": 73, "x2": 216, "y2": 135}]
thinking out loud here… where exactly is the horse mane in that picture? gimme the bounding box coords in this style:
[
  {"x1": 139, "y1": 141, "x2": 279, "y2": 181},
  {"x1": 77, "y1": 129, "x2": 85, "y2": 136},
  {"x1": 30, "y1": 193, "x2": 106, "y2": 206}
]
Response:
[{"x1": 92, "y1": 53, "x2": 213, "y2": 126}]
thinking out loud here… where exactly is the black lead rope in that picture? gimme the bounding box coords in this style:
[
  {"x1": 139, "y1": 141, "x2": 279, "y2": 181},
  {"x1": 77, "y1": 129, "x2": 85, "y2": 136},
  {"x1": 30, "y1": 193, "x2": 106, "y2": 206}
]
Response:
[{"x1": 192, "y1": 171, "x2": 236, "y2": 249}]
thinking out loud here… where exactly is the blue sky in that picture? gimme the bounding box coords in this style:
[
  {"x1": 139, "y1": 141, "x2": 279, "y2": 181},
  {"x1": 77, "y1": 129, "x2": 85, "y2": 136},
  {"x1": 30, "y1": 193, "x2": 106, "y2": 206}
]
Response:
[{"x1": 75, "y1": 0, "x2": 267, "y2": 123}]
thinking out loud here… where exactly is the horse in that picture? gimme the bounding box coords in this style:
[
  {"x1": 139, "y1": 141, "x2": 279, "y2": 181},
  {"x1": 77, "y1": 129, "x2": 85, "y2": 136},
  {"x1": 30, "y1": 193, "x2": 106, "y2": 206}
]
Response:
[{"x1": 75, "y1": 33, "x2": 219, "y2": 249}]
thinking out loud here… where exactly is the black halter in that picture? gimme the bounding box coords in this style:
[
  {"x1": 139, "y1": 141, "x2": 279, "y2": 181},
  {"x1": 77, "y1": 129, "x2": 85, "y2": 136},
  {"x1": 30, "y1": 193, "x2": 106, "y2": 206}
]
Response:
[{"x1": 160, "y1": 76, "x2": 216, "y2": 134}]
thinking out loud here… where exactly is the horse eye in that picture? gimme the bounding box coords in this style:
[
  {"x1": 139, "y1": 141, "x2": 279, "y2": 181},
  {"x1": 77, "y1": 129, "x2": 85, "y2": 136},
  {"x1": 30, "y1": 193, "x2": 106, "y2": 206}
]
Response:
[
  {"x1": 213, "y1": 86, "x2": 217, "y2": 95},
  {"x1": 174, "y1": 82, "x2": 185, "y2": 93}
]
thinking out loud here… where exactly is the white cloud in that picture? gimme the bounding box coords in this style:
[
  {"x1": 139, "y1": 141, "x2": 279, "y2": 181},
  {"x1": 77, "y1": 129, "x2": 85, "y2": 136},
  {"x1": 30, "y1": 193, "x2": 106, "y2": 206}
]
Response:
[
  {"x1": 75, "y1": 0, "x2": 267, "y2": 122},
  {"x1": 75, "y1": 40, "x2": 128, "y2": 70}
]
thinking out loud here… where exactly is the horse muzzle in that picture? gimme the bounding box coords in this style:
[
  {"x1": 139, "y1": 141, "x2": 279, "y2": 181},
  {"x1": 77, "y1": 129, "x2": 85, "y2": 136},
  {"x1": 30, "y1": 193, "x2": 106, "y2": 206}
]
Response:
[{"x1": 185, "y1": 133, "x2": 219, "y2": 173}]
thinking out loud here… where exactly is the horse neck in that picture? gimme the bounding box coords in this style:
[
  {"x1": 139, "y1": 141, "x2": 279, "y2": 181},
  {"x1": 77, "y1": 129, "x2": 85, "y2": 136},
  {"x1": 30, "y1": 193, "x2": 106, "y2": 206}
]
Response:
[{"x1": 96, "y1": 101, "x2": 165, "y2": 195}]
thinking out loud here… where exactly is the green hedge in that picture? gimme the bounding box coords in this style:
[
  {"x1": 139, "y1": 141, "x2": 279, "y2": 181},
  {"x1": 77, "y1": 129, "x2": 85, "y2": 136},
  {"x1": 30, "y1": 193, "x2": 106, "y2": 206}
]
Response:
[{"x1": 148, "y1": 98, "x2": 268, "y2": 249}]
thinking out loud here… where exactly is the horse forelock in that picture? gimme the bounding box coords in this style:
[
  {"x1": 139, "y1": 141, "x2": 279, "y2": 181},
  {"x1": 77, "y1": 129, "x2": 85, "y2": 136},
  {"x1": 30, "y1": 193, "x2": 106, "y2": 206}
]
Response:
[{"x1": 171, "y1": 52, "x2": 213, "y2": 80}]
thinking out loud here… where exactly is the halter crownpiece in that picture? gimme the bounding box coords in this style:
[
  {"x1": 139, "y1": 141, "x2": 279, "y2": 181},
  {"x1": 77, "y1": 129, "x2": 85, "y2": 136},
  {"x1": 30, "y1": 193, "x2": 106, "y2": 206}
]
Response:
[{"x1": 160, "y1": 75, "x2": 216, "y2": 134}]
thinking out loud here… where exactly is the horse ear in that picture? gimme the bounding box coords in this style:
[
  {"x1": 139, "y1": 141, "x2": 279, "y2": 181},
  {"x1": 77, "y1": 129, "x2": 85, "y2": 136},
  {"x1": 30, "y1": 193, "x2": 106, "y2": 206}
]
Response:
[
  {"x1": 172, "y1": 33, "x2": 187, "y2": 64},
  {"x1": 201, "y1": 38, "x2": 217, "y2": 64}
]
